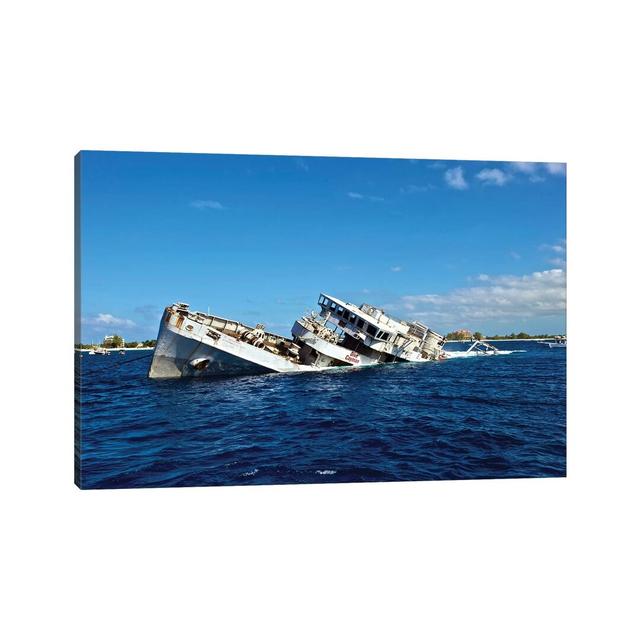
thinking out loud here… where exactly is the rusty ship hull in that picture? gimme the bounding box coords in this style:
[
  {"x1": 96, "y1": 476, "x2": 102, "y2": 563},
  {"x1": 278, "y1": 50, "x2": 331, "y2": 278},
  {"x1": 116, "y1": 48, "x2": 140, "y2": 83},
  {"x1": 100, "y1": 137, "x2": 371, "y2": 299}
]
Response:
[
  {"x1": 148, "y1": 295, "x2": 447, "y2": 379},
  {"x1": 148, "y1": 305, "x2": 316, "y2": 379}
]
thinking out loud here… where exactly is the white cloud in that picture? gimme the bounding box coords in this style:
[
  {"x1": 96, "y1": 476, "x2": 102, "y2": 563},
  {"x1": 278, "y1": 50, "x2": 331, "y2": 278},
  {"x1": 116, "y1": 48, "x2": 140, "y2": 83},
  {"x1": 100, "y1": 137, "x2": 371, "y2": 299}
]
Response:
[
  {"x1": 400, "y1": 269, "x2": 566, "y2": 327},
  {"x1": 191, "y1": 200, "x2": 224, "y2": 210},
  {"x1": 476, "y1": 168, "x2": 510, "y2": 186},
  {"x1": 545, "y1": 162, "x2": 566, "y2": 176},
  {"x1": 82, "y1": 313, "x2": 136, "y2": 328},
  {"x1": 390, "y1": 266, "x2": 402, "y2": 272},
  {"x1": 509, "y1": 251, "x2": 521, "y2": 260},
  {"x1": 539, "y1": 239, "x2": 566, "y2": 254},
  {"x1": 510, "y1": 162, "x2": 546, "y2": 183},
  {"x1": 347, "y1": 192, "x2": 384, "y2": 202},
  {"x1": 437, "y1": 162, "x2": 559, "y2": 192},
  {"x1": 511, "y1": 162, "x2": 538, "y2": 174},
  {"x1": 444, "y1": 166, "x2": 468, "y2": 190},
  {"x1": 539, "y1": 239, "x2": 567, "y2": 266}
]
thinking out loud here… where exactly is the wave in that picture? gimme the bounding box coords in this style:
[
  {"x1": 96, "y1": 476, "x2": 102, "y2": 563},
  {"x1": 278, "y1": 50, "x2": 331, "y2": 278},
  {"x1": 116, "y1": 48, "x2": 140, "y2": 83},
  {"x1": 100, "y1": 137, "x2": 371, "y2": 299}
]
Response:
[
  {"x1": 78, "y1": 343, "x2": 565, "y2": 488},
  {"x1": 445, "y1": 349, "x2": 526, "y2": 359}
]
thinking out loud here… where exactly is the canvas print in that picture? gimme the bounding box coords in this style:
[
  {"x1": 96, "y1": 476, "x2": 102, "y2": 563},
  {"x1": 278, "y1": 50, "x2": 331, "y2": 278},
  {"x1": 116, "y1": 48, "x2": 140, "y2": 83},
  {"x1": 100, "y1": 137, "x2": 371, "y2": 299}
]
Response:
[{"x1": 75, "y1": 151, "x2": 566, "y2": 489}]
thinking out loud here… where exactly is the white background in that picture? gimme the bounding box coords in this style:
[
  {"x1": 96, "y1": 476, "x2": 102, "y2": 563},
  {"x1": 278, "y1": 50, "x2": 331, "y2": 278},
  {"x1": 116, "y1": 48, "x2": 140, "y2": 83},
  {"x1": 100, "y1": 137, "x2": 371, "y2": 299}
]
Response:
[{"x1": 2, "y1": 2, "x2": 638, "y2": 638}]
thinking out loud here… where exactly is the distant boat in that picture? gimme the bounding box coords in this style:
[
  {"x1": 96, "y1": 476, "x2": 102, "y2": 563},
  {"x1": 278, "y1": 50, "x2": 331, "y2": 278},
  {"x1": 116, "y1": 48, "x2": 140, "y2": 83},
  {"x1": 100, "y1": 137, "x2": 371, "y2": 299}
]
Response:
[
  {"x1": 539, "y1": 335, "x2": 566, "y2": 348},
  {"x1": 465, "y1": 340, "x2": 500, "y2": 355}
]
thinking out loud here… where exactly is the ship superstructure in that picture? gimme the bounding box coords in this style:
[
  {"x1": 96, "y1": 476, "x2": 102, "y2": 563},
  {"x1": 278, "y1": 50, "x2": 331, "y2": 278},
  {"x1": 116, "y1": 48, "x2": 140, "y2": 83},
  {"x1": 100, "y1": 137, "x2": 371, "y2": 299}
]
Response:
[
  {"x1": 148, "y1": 293, "x2": 446, "y2": 379},
  {"x1": 291, "y1": 294, "x2": 445, "y2": 368}
]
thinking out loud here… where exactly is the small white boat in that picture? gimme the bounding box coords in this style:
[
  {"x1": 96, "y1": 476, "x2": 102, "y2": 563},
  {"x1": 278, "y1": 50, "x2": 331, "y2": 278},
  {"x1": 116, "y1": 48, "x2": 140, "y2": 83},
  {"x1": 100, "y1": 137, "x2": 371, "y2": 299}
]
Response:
[
  {"x1": 463, "y1": 339, "x2": 500, "y2": 355},
  {"x1": 540, "y1": 335, "x2": 566, "y2": 348}
]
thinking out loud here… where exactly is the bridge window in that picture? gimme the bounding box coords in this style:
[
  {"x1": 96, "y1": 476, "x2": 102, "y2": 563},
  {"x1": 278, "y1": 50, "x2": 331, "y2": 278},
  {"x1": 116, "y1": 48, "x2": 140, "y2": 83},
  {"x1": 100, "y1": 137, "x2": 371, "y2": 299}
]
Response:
[
  {"x1": 357, "y1": 318, "x2": 365, "y2": 329},
  {"x1": 366, "y1": 324, "x2": 377, "y2": 337}
]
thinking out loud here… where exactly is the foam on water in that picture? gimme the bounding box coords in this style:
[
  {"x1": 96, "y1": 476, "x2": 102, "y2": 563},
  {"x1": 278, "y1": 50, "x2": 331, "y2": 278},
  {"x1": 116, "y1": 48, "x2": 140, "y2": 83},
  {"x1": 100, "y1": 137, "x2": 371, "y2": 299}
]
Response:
[{"x1": 445, "y1": 349, "x2": 525, "y2": 359}]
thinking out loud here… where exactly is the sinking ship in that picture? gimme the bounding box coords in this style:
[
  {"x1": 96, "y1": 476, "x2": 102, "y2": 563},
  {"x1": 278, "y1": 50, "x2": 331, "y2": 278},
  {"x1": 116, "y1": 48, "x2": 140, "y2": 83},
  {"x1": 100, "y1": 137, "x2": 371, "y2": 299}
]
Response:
[{"x1": 148, "y1": 293, "x2": 447, "y2": 379}]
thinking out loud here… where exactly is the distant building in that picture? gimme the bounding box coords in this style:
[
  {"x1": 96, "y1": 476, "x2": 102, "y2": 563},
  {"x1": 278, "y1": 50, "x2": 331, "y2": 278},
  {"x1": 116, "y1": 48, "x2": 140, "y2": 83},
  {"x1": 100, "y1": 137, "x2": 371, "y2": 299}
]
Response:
[{"x1": 456, "y1": 329, "x2": 473, "y2": 339}]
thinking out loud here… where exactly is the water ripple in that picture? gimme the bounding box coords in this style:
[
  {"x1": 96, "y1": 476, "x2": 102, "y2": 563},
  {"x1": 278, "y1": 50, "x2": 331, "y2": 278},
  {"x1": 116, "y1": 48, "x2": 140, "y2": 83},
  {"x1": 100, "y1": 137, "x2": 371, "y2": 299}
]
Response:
[{"x1": 76, "y1": 342, "x2": 566, "y2": 488}]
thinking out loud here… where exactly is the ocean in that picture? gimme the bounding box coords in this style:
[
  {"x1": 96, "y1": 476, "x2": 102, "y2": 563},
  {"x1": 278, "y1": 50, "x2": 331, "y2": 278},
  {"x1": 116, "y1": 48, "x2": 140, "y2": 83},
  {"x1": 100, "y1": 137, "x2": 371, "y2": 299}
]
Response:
[{"x1": 75, "y1": 341, "x2": 566, "y2": 489}]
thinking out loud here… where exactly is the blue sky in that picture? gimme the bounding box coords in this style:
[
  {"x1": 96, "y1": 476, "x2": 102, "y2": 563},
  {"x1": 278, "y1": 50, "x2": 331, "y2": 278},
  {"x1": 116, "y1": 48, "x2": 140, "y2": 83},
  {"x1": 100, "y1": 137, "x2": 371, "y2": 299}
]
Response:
[{"x1": 79, "y1": 151, "x2": 566, "y2": 341}]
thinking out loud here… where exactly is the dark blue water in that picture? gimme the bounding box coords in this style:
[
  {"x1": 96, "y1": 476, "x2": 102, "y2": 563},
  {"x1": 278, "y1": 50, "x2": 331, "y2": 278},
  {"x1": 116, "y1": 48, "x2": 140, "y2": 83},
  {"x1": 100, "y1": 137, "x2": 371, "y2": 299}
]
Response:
[{"x1": 75, "y1": 342, "x2": 566, "y2": 489}]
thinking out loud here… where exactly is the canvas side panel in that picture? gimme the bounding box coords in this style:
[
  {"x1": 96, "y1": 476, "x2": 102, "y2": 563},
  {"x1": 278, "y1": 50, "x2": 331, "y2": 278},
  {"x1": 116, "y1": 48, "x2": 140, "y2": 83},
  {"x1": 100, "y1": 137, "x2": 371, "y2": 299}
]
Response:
[{"x1": 74, "y1": 152, "x2": 82, "y2": 488}]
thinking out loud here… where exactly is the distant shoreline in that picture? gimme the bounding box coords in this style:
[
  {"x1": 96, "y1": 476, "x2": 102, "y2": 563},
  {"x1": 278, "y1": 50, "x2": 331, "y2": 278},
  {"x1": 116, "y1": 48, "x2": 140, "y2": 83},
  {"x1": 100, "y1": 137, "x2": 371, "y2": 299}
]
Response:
[
  {"x1": 75, "y1": 347, "x2": 154, "y2": 352},
  {"x1": 76, "y1": 339, "x2": 558, "y2": 350},
  {"x1": 447, "y1": 338, "x2": 560, "y2": 343}
]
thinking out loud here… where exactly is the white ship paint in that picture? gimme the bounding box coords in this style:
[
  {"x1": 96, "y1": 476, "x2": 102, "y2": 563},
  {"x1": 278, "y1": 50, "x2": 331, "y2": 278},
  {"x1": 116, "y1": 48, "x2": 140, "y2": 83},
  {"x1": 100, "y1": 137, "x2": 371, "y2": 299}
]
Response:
[{"x1": 148, "y1": 293, "x2": 449, "y2": 379}]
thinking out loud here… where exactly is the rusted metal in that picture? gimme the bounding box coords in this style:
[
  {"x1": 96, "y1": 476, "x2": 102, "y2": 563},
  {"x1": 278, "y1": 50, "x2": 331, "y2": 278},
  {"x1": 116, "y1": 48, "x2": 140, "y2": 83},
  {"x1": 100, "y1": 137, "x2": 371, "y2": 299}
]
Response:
[{"x1": 148, "y1": 294, "x2": 447, "y2": 379}]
